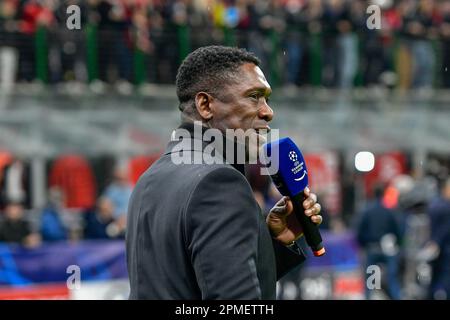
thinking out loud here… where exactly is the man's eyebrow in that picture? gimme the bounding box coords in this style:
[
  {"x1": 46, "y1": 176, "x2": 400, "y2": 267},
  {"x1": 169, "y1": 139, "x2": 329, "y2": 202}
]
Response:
[{"x1": 245, "y1": 87, "x2": 272, "y2": 96}]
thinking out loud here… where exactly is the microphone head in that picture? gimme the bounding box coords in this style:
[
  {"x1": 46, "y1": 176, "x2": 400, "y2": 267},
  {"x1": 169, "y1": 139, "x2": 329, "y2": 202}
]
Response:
[{"x1": 263, "y1": 137, "x2": 308, "y2": 197}]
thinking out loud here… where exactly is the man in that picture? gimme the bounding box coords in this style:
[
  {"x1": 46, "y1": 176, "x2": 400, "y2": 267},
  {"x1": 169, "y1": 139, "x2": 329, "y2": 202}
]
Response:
[
  {"x1": 427, "y1": 177, "x2": 450, "y2": 299},
  {"x1": 126, "y1": 46, "x2": 322, "y2": 299},
  {"x1": 101, "y1": 166, "x2": 133, "y2": 238},
  {"x1": 356, "y1": 185, "x2": 402, "y2": 300},
  {"x1": 0, "y1": 200, "x2": 41, "y2": 247},
  {"x1": 0, "y1": 157, "x2": 32, "y2": 210}
]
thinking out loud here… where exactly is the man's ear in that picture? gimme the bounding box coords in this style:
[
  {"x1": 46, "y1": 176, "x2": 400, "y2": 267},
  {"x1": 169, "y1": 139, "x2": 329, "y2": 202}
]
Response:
[{"x1": 194, "y1": 92, "x2": 213, "y2": 121}]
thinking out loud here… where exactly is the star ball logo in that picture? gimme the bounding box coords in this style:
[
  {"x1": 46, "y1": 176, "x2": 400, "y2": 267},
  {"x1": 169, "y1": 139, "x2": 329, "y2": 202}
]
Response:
[{"x1": 289, "y1": 151, "x2": 297, "y2": 162}]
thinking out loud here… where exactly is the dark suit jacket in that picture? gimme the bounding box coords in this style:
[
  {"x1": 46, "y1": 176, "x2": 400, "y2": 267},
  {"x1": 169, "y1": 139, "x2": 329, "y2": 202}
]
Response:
[{"x1": 126, "y1": 123, "x2": 305, "y2": 299}]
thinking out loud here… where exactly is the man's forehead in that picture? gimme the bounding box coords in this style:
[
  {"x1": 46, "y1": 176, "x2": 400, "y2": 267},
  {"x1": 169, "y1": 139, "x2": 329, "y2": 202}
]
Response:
[
  {"x1": 239, "y1": 63, "x2": 271, "y2": 92},
  {"x1": 253, "y1": 66, "x2": 270, "y2": 88}
]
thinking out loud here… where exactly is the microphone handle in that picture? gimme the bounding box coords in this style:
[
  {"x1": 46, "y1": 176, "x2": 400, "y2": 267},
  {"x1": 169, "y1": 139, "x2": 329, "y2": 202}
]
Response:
[{"x1": 291, "y1": 191, "x2": 325, "y2": 257}]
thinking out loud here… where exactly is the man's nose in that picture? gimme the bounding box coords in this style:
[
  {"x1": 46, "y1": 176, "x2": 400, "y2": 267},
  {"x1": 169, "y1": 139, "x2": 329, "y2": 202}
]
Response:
[{"x1": 259, "y1": 102, "x2": 274, "y2": 122}]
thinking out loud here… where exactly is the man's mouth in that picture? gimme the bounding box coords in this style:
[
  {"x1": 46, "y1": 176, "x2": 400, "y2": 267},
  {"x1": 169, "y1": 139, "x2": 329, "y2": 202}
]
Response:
[{"x1": 254, "y1": 126, "x2": 271, "y2": 134}]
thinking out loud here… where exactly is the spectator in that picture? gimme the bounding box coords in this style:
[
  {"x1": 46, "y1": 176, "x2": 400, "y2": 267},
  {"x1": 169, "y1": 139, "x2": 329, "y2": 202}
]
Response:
[
  {"x1": 50, "y1": 0, "x2": 88, "y2": 83},
  {"x1": 94, "y1": 0, "x2": 133, "y2": 85},
  {"x1": 427, "y1": 177, "x2": 450, "y2": 300},
  {"x1": 356, "y1": 184, "x2": 403, "y2": 300},
  {"x1": 283, "y1": 0, "x2": 305, "y2": 86},
  {"x1": 40, "y1": 187, "x2": 69, "y2": 242},
  {"x1": 261, "y1": 0, "x2": 286, "y2": 85},
  {"x1": 302, "y1": 0, "x2": 324, "y2": 86},
  {"x1": 102, "y1": 165, "x2": 132, "y2": 218},
  {"x1": 16, "y1": 0, "x2": 55, "y2": 82},
  {"x1": 396, "y1": 0, "x2": 416, "y2": 89},
  {"x1": 336, "y1": 0, "x2": 363, "y2": 88},
  {"x1": 245, "y1": 0, "x2": 270, "y2": 73},
  {"x1": 48, "y1": 154, "x2": 97, "y2": 210},
  {"x1": 0, "y1": 0, "x2": 20, "y2": 92},
  {"x1": 83, "y1": 197, "x2": 120, "y2": 239},
  {"x1": 0, "y1": 201, "x2": 41, "y2": 247},
  {"x1": 101, "y1": 165, "x2": 132, "y2": 236},
  {"x1": 321, "y1": 0, "x2": 345, "y2": 87},
  {"x1": 439, "y1": 1, "x2": 450, "y2": 88},
  {"x1": 401, "y1": 0, "x2": 438, "y2": 89},
  {"x1": 0, "y1": 157, "x2": 32, "y2": 210},
  {"x1": 0, "y1": 0, "x2": 448, "y2": 89},
  {"x1": 379, "y1": 0, "x2": 403, "y2": 88}
]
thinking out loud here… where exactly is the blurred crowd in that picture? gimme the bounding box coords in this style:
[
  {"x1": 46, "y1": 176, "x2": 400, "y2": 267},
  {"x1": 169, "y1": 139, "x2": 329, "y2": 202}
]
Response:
[
  {"x1": 0, "y1": 156, "x2": 133, "y2": 246},
  {"x1": 1, "y1": 0, "x2": 450, "y2": 300},
  {"x1": 354, "y1": 172, "x2": 450, "y2": 300},
  {"x1": 246, "y1": 158, "x2": 450, "y2": 299},
  {"x1": 0, "y1": 0, "x2": 450, "y2": 90},
  {"x1": 0, "y1": 153, "x2": 449, "y2": 299}
]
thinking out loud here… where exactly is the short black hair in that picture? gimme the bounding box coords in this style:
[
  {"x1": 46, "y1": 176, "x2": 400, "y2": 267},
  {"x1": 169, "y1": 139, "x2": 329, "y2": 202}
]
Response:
[{"x1": 175, "y1": 46, "x2": 260, "y2": 111}]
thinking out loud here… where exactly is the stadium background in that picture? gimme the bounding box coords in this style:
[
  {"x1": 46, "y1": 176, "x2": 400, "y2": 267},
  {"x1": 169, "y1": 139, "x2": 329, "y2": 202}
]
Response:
[{"x1": 0, "y1": 0, "x2": 449, "y2": 300}]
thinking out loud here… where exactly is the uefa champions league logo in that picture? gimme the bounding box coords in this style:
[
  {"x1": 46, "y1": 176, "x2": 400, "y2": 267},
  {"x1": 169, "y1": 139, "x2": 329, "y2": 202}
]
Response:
[
  {"x1": 289, "y1": 150, "x2": 307, "y2": 182},
  {"x1": 288, "y1": 151, "x2": 297, "y2": 162}
]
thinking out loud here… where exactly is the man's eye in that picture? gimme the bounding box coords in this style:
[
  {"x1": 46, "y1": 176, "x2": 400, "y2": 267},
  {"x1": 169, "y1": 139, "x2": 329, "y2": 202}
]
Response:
[{"x1": 249, "y1": 93, "x2": 259, "y2": 100}]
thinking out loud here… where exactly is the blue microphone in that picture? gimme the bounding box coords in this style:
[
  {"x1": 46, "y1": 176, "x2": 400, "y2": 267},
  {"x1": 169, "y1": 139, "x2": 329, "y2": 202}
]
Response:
[{"x1": 263, "y1": 137, "x2": 325, "y2": 257}]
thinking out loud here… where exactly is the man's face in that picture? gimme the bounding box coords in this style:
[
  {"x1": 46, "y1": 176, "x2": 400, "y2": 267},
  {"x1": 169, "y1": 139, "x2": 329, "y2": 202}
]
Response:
[
  {"x1": 206, "y1": 63, "x2": 274, "y2": 160},
  {"x1": 208, "y1": 63, "x2": 273, "y2": 159},
  {"x1": 5, "y1": 204, "x2": 24, "y2": 221}
]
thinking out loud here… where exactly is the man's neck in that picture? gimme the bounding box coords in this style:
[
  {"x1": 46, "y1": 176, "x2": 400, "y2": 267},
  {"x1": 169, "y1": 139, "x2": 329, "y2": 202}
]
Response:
[{"x1": 176, "y1": 122, "x2": 245, "y2": 175}]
